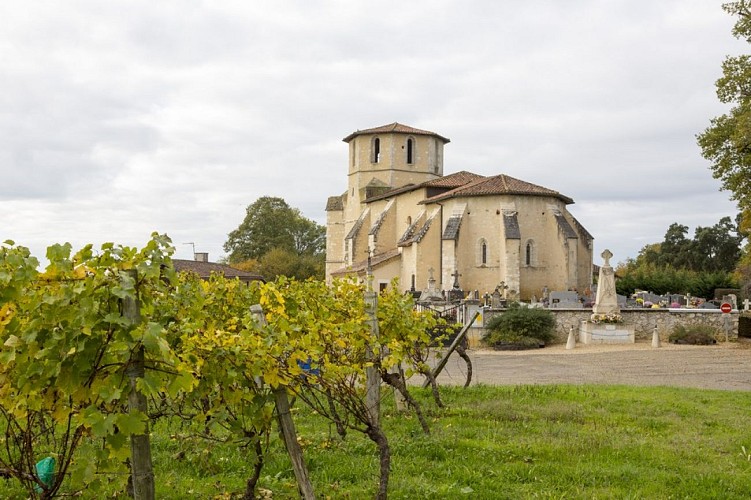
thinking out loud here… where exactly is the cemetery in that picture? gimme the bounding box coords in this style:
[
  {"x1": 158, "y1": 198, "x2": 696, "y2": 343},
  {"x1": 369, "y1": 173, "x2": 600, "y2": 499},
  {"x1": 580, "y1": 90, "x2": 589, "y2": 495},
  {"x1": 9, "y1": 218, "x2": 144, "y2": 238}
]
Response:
[{"x1": 415, "y1": 249, "x2": 745, "y2": 348}]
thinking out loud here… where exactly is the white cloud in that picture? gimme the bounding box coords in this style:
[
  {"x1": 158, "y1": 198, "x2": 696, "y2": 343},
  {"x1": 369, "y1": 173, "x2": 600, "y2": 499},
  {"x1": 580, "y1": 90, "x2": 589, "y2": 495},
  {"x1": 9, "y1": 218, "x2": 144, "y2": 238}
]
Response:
[{"x1": 0, "y1": 0, "x2": 745, "y2": 266}]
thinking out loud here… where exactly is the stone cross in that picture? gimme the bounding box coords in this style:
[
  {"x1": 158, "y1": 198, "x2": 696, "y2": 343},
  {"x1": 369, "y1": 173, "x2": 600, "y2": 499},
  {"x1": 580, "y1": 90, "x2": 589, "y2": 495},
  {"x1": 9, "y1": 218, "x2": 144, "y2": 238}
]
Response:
[
  {"x1": 451, "y1": 269, "x2": 462, "y2": 290},
  {"x1": 601, "y1": 249, "x2": 613, "y2": 267}
]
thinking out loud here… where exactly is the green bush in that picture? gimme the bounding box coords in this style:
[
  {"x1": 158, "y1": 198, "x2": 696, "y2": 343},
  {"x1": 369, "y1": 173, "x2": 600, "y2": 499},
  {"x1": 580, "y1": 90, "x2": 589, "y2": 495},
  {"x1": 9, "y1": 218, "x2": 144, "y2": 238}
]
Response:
[
  {"x1": 668, "y1": 324, "x2": 718, "y2": 345},
  {"x1": 483, "y1": 303, "x2": 556, "y2": 349}
]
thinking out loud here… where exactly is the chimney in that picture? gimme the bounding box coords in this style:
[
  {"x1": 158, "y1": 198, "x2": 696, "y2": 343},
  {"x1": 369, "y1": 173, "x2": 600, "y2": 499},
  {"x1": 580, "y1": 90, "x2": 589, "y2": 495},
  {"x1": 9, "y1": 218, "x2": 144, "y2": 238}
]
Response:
[{"x1": 194, "y1": 252, "x2": 209, "y2": 262}]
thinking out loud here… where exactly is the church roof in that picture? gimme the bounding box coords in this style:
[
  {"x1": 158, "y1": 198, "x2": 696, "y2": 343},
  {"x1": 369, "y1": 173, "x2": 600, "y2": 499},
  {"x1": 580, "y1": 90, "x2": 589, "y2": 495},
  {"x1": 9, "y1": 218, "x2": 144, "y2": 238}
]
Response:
[
  {"x1": 325, "y1": 195, "x2": 344, "y2": 211},
  {"x1": 342, "y1": 122, "x2": 450, "y2": 143},
  {"x1": 442, "y1": 214, "x2": 462, "y2": 240},
  {"x1": 421, "y1": 174, "x2": 574, "y2": 205},
  {"x1": 503, "y1": 212, "x2": 521, "y2": 239},
  {"x1": 555, "y1": 212, "x2": 579, "y2": 239},
  {"x1": 330, "y1": 248, "x2": 401, "y2": 277},
  {"x1": 364, "y1": 171, "x2": 483, "y2": 203},
  {"x1": 422, "y1": 170, "x2": 485, "y2": 188}
]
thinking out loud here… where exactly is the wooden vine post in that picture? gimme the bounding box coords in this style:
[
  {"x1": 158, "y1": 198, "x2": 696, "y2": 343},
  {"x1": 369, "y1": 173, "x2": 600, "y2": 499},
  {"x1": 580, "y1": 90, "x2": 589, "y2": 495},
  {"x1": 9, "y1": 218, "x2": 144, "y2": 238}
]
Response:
[
  {"x1": 422, "y1": 311, "x2": 479, "y2": 388},
  {"x1": 250, "y1": 305, "x2": 315, "y2": 500},
  {"x1": 364, "y1": 252, "x2": 381, "y2": 427},
  {"x1": 123, "y1": 271, "x2": 155, "y2": 500}
]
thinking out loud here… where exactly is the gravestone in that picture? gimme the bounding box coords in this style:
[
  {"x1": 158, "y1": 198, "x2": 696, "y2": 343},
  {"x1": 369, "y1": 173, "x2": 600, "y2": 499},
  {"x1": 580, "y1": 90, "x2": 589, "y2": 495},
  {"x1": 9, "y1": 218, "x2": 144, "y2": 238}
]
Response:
[
  {"x1": 723, "y1": 294, "x2": 738, "y2": 310},
  {"x1": 549, "y1": 291, "x2": 582, "y2": 309},
  {"x1": 490, "y1": 289, "x2": 503, "y2": 308},
  {"x1": 418, "y1": 268, "x2": 444, "y2": 303}
]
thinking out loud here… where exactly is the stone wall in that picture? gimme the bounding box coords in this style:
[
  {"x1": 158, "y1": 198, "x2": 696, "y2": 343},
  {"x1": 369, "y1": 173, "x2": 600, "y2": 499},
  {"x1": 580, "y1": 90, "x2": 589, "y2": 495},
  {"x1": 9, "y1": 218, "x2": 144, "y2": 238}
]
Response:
[{"x1": 479, "y1": 308, "x2": 740, "y2": 344}]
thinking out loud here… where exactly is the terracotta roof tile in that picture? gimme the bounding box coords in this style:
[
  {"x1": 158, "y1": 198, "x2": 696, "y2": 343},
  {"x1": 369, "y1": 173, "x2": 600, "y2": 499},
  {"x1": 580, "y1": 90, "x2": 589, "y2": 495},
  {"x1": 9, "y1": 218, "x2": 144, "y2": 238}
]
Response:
[
  {"x1": 422, "y1": 171, "x2": 485, "y2": 188},
  {"x1": 421, "y1": 174, "x2": 574, "y2": 205},
  {"x1": 343, "y1": 122, "x2": 450, "y2": 143},
  {"x1": 365, "y1": 171, "x2": 483, "y2": 203}
]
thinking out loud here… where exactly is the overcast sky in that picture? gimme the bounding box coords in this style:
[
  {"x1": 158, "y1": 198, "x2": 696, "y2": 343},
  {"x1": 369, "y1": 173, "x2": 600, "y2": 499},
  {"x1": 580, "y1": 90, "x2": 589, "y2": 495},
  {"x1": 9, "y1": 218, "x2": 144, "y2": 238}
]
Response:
[{"x1": 1, "y1": 1, "x2": 745, "y2": 267}]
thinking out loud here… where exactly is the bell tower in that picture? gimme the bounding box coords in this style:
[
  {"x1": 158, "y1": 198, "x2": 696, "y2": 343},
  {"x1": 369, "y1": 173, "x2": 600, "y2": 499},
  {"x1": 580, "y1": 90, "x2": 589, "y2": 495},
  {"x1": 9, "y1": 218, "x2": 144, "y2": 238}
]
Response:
[{"x1": 342, "y1": 122, "x2": 450, "y2": 213}]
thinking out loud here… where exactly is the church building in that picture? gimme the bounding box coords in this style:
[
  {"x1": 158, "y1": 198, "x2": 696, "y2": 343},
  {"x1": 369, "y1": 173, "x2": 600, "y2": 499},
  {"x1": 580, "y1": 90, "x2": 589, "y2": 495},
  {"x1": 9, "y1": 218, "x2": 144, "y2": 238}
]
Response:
[{"x1": 325, "y1": 123, "x2": 593, "y2": 300}]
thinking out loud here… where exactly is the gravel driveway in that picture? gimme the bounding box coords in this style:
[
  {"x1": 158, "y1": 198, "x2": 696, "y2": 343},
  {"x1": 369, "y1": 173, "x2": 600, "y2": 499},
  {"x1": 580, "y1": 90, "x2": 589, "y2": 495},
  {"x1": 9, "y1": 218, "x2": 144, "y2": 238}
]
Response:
[{"x1": 430, "y1": 340, "x2": 751, "y2": 391}]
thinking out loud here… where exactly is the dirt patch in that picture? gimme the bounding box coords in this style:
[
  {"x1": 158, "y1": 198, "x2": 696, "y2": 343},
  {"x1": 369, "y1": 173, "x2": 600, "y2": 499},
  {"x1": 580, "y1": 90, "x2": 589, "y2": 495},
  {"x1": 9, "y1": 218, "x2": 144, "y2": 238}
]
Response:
[{"x1": 428, "y1": 340, "x2": 751, "y2": 391}]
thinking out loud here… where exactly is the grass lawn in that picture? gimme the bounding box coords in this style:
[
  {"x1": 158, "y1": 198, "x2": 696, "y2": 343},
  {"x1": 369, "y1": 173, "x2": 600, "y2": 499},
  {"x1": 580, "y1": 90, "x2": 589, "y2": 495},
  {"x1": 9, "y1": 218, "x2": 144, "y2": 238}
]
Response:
[{"x1": 2, "y1": 384, "x2": 751, "y2": 499}]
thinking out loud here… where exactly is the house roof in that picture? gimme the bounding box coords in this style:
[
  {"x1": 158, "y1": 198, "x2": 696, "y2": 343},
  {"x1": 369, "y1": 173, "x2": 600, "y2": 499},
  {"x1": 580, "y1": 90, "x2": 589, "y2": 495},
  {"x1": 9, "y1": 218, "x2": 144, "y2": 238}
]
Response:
[
  {"x1": 342, "y1": 122, "x2": 450, "y2": 143},
  {"x1": 172, "y1": 259, "x2": 265, "y2": 283},
  {"x1": 421, "y1": 174, "x2": 574, "y2": 205}
]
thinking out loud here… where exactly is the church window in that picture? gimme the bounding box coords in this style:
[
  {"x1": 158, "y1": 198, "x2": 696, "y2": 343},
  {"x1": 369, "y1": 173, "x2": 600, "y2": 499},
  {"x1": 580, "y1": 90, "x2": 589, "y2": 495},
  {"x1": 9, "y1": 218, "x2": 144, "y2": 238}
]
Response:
[
  {"x1": 477, "y1": 238, "x2": 488, "y2": 267},
  {"x1": 406, "y1": 137, "x2": 414, "y2": 164},
  {"x1": 372, "y1": 137, "x2": 380, "y2": 163},
  {"x1": 525, "y1": 240, "x2": 535, "y2": 266}
]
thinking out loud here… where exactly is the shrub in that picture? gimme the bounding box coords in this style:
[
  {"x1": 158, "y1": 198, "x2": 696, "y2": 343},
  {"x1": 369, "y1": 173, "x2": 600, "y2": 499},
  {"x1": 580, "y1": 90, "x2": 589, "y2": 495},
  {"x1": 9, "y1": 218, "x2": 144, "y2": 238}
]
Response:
[
  {"x1": 483, "y1": 303, "x2": 556, "y2": 349},
  {"x1": 668, "y1": 324, "x2": 718, "y2": 345}
]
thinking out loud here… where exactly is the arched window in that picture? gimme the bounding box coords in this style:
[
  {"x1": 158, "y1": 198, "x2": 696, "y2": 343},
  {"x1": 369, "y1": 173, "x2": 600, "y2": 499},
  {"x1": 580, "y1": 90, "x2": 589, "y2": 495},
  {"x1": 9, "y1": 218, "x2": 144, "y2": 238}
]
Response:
[
  {"x1": 525, "y1": 240, "x2": 535, "y2": 266},
  {"x1": 406, "y1": 137, "x2": 414, "y2": 164},
  {"x1": 372, "y1": 137, "x2": 380, "y2": 163},
  {"x1": 477, "y1": 238, "x2": 488, "y2": 266}
]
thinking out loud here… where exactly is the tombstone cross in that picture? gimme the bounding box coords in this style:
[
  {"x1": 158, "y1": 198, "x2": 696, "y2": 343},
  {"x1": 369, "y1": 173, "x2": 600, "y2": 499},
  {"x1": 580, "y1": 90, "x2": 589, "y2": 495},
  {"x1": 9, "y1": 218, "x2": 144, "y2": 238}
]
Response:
[
  {"x1": 744, "y1": 298, "x2": 751, "y2": 311},
  {"x1": 451, "y1": 269, "x2": 462, "y2": 290}
]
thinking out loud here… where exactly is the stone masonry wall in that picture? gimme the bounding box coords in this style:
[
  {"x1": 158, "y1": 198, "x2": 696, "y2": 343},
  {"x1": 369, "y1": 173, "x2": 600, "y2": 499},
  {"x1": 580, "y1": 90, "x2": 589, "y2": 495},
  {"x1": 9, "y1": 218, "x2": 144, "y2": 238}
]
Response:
[{"x1": 481, "y1": 308, "x2": 740, "y2": 344}]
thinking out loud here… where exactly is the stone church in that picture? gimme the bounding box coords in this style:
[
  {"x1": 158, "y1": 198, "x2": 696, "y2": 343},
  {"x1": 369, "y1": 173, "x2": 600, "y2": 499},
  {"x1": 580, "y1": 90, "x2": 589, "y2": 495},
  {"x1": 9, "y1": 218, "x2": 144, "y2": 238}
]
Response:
[{"x1": 325, "y1": 122, "x2": 593, "y2": 300}]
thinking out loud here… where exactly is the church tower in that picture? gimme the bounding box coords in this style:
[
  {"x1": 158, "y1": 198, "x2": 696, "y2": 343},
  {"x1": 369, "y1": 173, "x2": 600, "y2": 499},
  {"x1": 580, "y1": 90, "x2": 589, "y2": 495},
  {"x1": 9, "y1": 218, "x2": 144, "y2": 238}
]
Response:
[
  {"x1": 341, "y1": 122, "x2": 450, "y2": 225},
  {"x1": 326, "y1": 123, "x2": 450, "y2": 278}
]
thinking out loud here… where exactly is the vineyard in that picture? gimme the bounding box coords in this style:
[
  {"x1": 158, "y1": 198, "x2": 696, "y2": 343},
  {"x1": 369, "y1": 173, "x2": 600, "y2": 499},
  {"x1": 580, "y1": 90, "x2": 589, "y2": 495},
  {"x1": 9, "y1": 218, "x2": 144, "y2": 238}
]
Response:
[{"x1": 0, "y1": 234, "x2": 446, "y2": 499}]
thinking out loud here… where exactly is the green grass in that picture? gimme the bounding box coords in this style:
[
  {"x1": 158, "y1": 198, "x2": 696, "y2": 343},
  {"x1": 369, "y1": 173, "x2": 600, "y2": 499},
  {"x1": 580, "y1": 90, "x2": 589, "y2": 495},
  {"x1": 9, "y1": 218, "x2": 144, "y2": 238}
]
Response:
[{"x1": 3, "y1": 385, "x2": 751, "y2": 498}]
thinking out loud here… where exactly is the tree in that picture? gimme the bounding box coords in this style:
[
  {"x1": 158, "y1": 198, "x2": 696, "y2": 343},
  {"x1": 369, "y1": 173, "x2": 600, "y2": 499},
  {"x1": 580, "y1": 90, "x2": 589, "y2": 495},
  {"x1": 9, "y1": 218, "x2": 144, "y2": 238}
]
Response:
[
  {"x1": 223, "y1": 197, "x2": 325, "y2": 280},
  {"x1": 224, "y1": 197, "x2": 324, "y2": 262},
  {"x1": 698, "y1": 2, "x2": 751, "y2": 293},
  {"x1": 629, "y1": 217, "x2": 742, "y2": 273},
  {"x1": 616, "y1": 217, "x2": 742, "y2": 297},
  {"x1": 697, "y1": 2, "x2": 751, "y2": 216}
]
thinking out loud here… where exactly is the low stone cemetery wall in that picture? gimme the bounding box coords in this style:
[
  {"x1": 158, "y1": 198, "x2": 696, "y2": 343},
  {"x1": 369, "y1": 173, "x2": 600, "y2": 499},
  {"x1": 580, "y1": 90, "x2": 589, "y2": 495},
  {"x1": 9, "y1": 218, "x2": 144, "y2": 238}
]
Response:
[{"x1": 479, "y1": 308, "x2": 739, "y2": 345}]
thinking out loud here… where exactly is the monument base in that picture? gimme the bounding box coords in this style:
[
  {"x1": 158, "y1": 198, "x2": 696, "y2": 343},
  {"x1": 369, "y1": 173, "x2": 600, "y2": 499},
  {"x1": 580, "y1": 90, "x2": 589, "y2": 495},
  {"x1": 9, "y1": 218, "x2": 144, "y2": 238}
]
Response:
[{"x1": 579, "y1": 321, "x2": 635, "y2": 344}]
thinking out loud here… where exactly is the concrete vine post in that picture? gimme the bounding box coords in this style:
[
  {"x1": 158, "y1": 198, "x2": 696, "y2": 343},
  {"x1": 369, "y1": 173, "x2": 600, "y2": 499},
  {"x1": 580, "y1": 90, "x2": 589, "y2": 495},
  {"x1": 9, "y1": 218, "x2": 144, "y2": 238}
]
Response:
[{"x1": 122, "y1": 271, "x2": 155, "y2": 500}]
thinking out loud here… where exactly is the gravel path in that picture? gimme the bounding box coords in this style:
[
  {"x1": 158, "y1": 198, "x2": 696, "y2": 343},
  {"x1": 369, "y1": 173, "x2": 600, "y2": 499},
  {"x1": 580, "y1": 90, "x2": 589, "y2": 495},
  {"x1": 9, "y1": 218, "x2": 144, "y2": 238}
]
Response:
[{"x1": 429, "y1": 340, "x2": 751, "y2": 391}]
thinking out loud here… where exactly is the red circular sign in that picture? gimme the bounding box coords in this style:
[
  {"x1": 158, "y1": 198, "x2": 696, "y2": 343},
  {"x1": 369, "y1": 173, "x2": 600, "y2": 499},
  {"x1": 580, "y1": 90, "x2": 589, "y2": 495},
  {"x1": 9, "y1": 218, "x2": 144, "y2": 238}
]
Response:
[{"x1": 721, "y1": 302, "x2": 732, "y2": 313}]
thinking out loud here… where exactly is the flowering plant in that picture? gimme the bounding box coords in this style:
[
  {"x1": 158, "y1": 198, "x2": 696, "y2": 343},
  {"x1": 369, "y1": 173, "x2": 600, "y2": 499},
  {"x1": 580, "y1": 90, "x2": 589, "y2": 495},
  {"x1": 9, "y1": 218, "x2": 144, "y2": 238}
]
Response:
[{"x1": 590, "y1": 313, "x2": 623, "y2": 324}]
